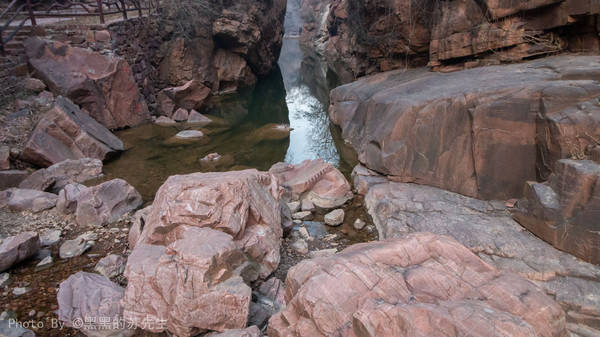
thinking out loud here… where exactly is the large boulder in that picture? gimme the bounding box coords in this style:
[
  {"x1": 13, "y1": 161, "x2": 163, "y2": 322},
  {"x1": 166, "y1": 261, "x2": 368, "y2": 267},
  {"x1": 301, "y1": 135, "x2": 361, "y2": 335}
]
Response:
[
  {"x1": 0, "y1": 232, "x2": 40, "y2": 272},
  {"x1": 159, "y1": 80, "x2": 211, "y2": 112},
  {"x1": 56, "y1": 183, "x2": 88, "y2": 215},
  {"x1": 19, "y1": 158, "x2": 102, "y2": 193},
  {"x1": 513, "y1": 159, "x2": 600, "y2": 265},
  {"x1": 75, "y1": 179, "x2": 142, "y2": 227},
  {"x1": 268, "y1": 232, "x2": 567, "y2": 337},
  {"x1": 24, "y1": 38, "x2": 150, "y2": 129},
  {"x1": 122, "y1": 226, "x2": 251, "y2": 336},
  {"x1": 269, "y1": 159, "x2": 352, "y2": 208},
  {"x1": 362, "y1": 177, "x2": 600, "y2": 334},
  {"x1": 20, "y1": 96, "x2": 124, "y2": 168},
  {"x1": 0, "y1": 188, "x2": 57, "y2": 213},
  {"x1": 136, "y1": 169, "x2": 283, "y2": 279},
  {"x1": 57, "y1": 272, "x2": 134, "y2": 337},
  {"x1": 330, "y1": 56, "x2": 600, "y2": 200}
]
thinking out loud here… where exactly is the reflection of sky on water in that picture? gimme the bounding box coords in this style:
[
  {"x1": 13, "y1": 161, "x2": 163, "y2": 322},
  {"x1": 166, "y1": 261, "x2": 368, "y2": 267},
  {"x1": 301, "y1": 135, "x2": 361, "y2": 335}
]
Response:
[{"x1": 284, "y1": 85, "x2": 339, "y2": 165}]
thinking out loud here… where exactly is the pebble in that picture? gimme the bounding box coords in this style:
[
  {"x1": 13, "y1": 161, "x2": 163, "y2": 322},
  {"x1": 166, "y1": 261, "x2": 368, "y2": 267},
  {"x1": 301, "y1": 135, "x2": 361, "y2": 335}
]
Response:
[
  {"x1": 298, "y1": 227, "x2": 311, "y2": 241},
  {"x1": 291, "y1": 239, "x2": 308, "y2": 255},
  {"x1": 0, "y1": 273, "x2": 9, "y2": 288},
  {"x1": 292, "y1": 211, "x2": 312, "y2": 220},
  {"x1": 353, "y1": 219, "x2": 366, "y2": 230},
  {"x1": 324, "y1": 209, "x2": 345, "y2": 226},
  {"x1": 12, "y1": 287, "x2": 30, "y2": 296},
  {"x1": 36, "y1": 255, "x2": 53, "y2": 270},
  {"x1": 39, "y1": 229, "x2": 62, "y2": 247},
  {"x1": 287, "y1": 201, "x2": 300, "y2": 213},
  {"x1": 59, "y1": 232, "x2": 97, "y2": 259}
]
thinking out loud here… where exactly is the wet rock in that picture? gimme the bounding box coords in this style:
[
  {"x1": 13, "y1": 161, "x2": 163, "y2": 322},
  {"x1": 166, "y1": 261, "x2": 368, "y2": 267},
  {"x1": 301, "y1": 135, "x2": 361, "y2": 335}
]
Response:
[
  {"x1": 172, "y1": 108, "x2": 189, "y2": 122},
  {"x1": 56, "y1": 183, "x2": 87, "y2": 215},
  {"x1": 0, "y1": 171, "x2": 29, "y2": 191},
  {"x1": 155, "y1": 116, "x2": 176, "y2": 126},
  {"x1": 364, "y1": 180, "x2": 600, "y2": 334},
  {"x1": 39, "y1": 229, "x2": 61, "y2": 247},
  {"x1": 57, "y1": 272, "x2": 134, "y2": 337},
  {"x1": 75, "y1": 179, "x2": 142, "y2": 227},
  {"x1": 513, "y1": 159, "x2": 600, "y2": 265},
  {"x1": 59, "y1": 232, "x2": 97, "y2": 259},
  {"x1": 24, "y1": 37, "x2": 150, "y2": 129},
  {"x1": 137, "y1": 169, "x2": 283, "y2": 279},
  {"x1": 0, "y1": 318, "x2": 35, "y2": 337},
  {"x1": 330, "y1": 56, "x2": 600, "y2": 200},
  {"x1": 292, "y1": 211, "x2": 312, "y2": 221},
  {"x1": 198, "y1": 153, "x2": 235, "y2": 170},
  {"x1": 94, "y1": 254, "x2": 125, "y2": 279},
  {"x1": 0, "y1": 189, "x2": 57, "y2": 213},
  {"x1": 20, "y1": 96, "x2": 124, "y2": 168},
  {"x1": 23, "y1": 77, "x2": 46, "y2": 92},
  {"x1": 291, "y1": 238, "x2": 308, "y2": 255},
  {"x1": 268, "y1": 233, "x2": 568, "y2": 337},
  {"x1": 0, "y1": 273, "x2": 9, "y2": 287},
  {"x1": 324, "y1": 209, "x2": 344, "y2": 227},
  {"x1": 205, "y1": 326, "x2": 261, "y2": 337},
  {"x1": 161, "y1": 80, "x2": 210, "y2": 111},
  {"x1": 287, "y1": 201, "x2": 300, "y2": 214},
  {"x1": 19, "y1": 158, "x2": 102, "y2": 193},
  {"x1": 213, "y1": 49, "x2": 257, "y2": 94},
  {"x1": 0, "y1": 146, "x2": 9, "y2": 170},
  {"x1": 300, "y1": 199, "x2": 314, "y2": 212},
  {"x1": 128, "y1": 206, "x2": 152, "y2": 250},
  {"x1": 187, "y1": 110, "x2": 212, "y2": 126},
  {"x1": 0, "y1": 232, "x2": 40, "y2": 272},
  {"x1": 353, "y1": 219, "x2": 366, "y2": 230},
  {"x1": 270, "y1": 159, "x2": 352, "y2": 208},
  {"x1": 246, "y1": 123, "x2": 291, "y2": 144},
  {"x1": 122, "y1": 227, "x2": 251, "y2": 336},
  {"x1": 175, "y1": 130, "x2": 205, "y2": 139}
]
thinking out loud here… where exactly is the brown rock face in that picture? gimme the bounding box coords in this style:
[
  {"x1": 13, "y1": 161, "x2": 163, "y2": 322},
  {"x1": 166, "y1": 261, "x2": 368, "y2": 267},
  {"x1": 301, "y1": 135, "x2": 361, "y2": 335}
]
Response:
[
  {"x1": 513, "y1": 159, "x2": 600, "y2": 265},
  {"x1": 268, "y1": 232, "x2": 567, "y2": 337},
  {"x1": 122, "y1": 226, "x2": 251, "y2": 336},
  {"x1": 75, "y1": 179, "x2": 143, "y2": 227},
  {"x1": 301, "y1": 0, "x2": 600, "y2": 79},
  {"x1": 330, "y1": 56, "x2": 600, "y2": 200},
  {"x1": 362, "y1": 178, "x2": 600, "y2": 334},
  {"x1": 24, "y1": 38, "x2": 149, "y2": 129},
  {"x1": 20, "y1": 96, "x2": 124, "y2": 168},
  {"x1": 159, "y1": 80, "x2": 211, "y2": 112},
  {"x1": 136, "y1": 169, "x2": 282, "y2": 279}
]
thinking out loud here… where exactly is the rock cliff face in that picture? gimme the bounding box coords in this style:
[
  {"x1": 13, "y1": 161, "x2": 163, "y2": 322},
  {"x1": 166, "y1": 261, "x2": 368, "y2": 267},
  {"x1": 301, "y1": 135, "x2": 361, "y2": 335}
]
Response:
[
  {"x1": 301, "y1": 0, "x2": 600, "y2": 81},
  {"x1": 110, "y1": 0, "x2": 286, "y2": 111},
  {"x1": 329, "y1": 56, "x2": 600, "y2": 200}
]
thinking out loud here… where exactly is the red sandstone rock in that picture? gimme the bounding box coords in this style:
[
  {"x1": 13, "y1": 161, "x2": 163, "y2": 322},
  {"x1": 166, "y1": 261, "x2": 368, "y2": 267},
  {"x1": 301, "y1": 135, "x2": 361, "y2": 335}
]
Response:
[
  {"x1": 171, "y1": 108, "x2": 189, "y2": 122},
  {"x1": 24, "y1": 37, "x2": 150, "y2": 129},
  {"x1": 75, "y1": 179, "x2": 142, "y2": 227},
  {"x1": 57, "y1": 272, "x2": 134, "y2": 337},
  {"x1": 19, "y1": 158, "x2": 102, "y2": 193},
  {"x1": 20, "y1": 96, "x2": 124, "y2": 168},
  {"x1": 136, "y1": 169, "x2": 282, "y2": 279},
  {"x1": 268, "y1": 233, "x2": 568, "y2": 337},
  {"x1": 213, "y1": 49, "x2": 256, "y2": 94},
  {"x1": 122, "y1": 226, "x2": 251, "y2": 336},
  {"x1": 330, "y1": 56, "x2": 600, "y2": 200},
  {"x1": 269, "y1": 159, "x2": 352, "y2": 208},
  {"x1": 160, "y1": 80, "x2": 211, "y2": 111},
  {"x1": 513, "y1": 159, "x2": 600, "y2": 265},
  {"x1": 0, "y1": 232, "x2": 40, "y2": 272}
]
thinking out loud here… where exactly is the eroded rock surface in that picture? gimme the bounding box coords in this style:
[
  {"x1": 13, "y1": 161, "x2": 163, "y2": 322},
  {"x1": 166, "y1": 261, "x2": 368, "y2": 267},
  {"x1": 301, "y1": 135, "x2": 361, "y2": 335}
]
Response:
[
  {"x1": 75, "y1": 179, "x2": 142, "y2": 227},
  {"x1": 330, "y1": 56, "x2": 600, "y2": 199},
  {"x1": 513, "y1": 159, "x2": 600, "y2": 265},
  {"x1": 363, "y1": 180, "x2": 600, "y2": 334},
  {"x1": 20, "y1": 96, "x2": 124, "y2": 168},
  {"x1": 24, "y1": 38, "x2": 150, "y2": 129},
  {"x1": 268, "y1": 232, "x2": 568, "y2": 337},
  {"x1": 19, "y1": 158, "x2": 102, "y2": 193}
]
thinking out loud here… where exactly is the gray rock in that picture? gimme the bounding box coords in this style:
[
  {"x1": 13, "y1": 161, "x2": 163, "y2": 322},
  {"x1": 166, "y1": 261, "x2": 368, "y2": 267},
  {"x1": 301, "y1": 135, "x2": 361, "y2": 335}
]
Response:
[
  {"x1": 353, "y1": 219, "x2": 366, "y2": 230},
  {"x1": 0, "y1": 189, "x2": 57, "y2": 213},
  {"x1": 309, "y1": 248, "x2": 337, "y2": 259},
  {"x1": 0, "y1": 232, "x2": 40, "y2": 272},
  {"x1": 0, "y1": 319, "x2": 35, "y2": 337},
  {"x1": 19, "y1": 158, "x2": 102, "y2": 193},
  {"x1": 0, "y1": 273, "x2": 9, "y2": 288},
  {"x1": 94, "y1": 254, "x2": 125, "y2": 278},
  {"x1": 128, "y1": 206, "x2": 152, "y2": 250},
  {"x1": 287, "y1": 201, "x2": 300, "y2": 213},
  {"x1": 292, "y1": 211, "x2": 312, "y2": 220},
  {"x1": 39, "y1": 229, "x2": 61, "y2": 247},
  {"x1": 12, "y1": 287, "x2": 30, "y2": 296},
  {"x1": 298, "y1": 227, "x2": 311, "y2": 240},
  {"x1": 59, "y1": 232, "x2": 97, "y2": 259},
  {"x1": 35, "y1": 255, "x2": 53, "y2": 270},
  {"x1": 187, "y1": 110, "x2": 212, "y2": 126},
  {"x1": 56, "y1": 183, "x2": 87, "y2": 215},
  {"x1": 291, "y1": 238, "x2": 308, "y2": 255},
  {"x1": 175, "y1": 130, "x2": 204, "y2": 139},
  {"x1": 155, "y1": 116, "x2": 176, "y2": 126},
  {"x1": 324, "y1": 209, "x2": 344, "y2": 226},
  {"x1": 75, "y1": 179, "x2": 142, "y2": 227}
]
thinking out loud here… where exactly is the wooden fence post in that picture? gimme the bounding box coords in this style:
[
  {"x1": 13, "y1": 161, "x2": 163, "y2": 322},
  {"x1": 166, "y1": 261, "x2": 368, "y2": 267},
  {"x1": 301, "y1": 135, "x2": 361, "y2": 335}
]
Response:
[{"x1": 97, "y1": 0, "x2": 105, "y2": 24}]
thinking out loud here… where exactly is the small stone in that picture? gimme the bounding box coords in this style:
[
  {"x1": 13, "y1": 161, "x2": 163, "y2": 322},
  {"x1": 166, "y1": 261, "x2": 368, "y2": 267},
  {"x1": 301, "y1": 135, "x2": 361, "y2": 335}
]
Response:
[
  {"x1": 155, "y1": 116, "x2": 176, "y2": 126},
  {"x1": 23, "y1": 77, "x2": 46, "y2": 92},
  {"x1": 301, "y1": 199, "x2": 315, "y2": 212},
  {"x1": 40, "y1": 229, "x2": 61, "y2": 247},
  {"x1": 12, "y1": 287, "x2": 30, "y2": 296},
  {"x1": 94, "y1": 254, "x2": 126, "y2": 278},
  {"x1": 59, "y1": 232, "x2": 97, "y2": 259},
  {"x1": 292, "y1": 211, "x2": 312, "y2": 220},
  {"x1": 287, "y1": 201, "x2": 300, "y2": 213},
  {"x1": 175, "y1": 130, "x2": 205, "y2": 139},
  {"x1": 309, "y1": 248, "x2": 337, "y2": 259},
  {"x1": 292, "y1": 220, "x2": 302, "y2": 225},
  {"x1": 324, "y1": 209, "x2": 344, "y2": 227},
  {"x1": 298, "y1": 227, "x2": 311, "y2": 240},
  {"x1": 172, "y1": 108, "x2": 189, "y2": 122},
  {"x1": 0, "y1": 273, "x2": 9, "y2": 287},
  {"x1": 28, "y1": 310, "x2": 36, "y2": 317},
  {"x1": 36, "y1": 255, "x2": 53, "y2": 270},
  {"x1": 291, "y1": 238, "x2": 308, "y2": 255},
  {"x1": 187, "y1": 110, "x2": 212, "y2": 126},
  {"x1": 353, "y1": 219, "x2": 366, "y2": 230}
]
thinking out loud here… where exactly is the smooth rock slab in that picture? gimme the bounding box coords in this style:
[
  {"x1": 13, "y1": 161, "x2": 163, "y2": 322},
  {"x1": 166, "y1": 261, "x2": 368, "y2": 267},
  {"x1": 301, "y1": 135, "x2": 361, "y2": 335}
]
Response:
[
  {"x1": 0, "y1": 232, "x2": 40, "y2": 272},
  {"x1": 364, "y1": 180, "x2": 600, "y2": 334},
  {"x1": 268, "y1": 233, "x2": 568, "y2": 337},
  {"x1": 75, "y1": 179, "x2": 142, "y2": 227},
  {"x1": 57, "y1": 272, "x2": 134, "y2": 337},
  {"x1": 0, "y1": 189, "x2": 57, "y2": 212}
]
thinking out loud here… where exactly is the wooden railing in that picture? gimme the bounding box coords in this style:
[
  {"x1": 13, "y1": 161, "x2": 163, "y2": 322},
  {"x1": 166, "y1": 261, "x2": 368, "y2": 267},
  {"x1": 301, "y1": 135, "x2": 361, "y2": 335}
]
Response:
[{"x1": 0, "y1": 0, "x2": 159, "y2": 56}]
